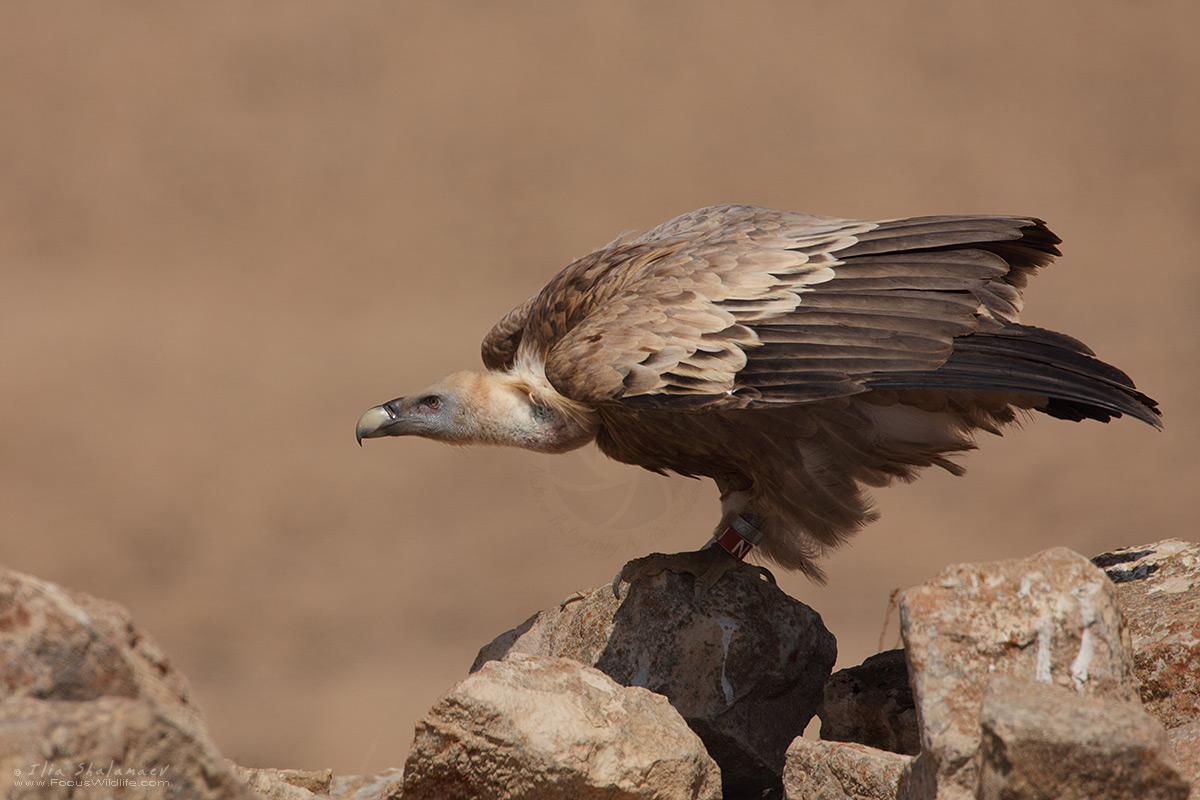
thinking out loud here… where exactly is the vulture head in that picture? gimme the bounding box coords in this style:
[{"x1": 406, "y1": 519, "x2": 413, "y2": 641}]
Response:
[{"x1": 357, "y1": 369, "x2": 598, "y2": 453}]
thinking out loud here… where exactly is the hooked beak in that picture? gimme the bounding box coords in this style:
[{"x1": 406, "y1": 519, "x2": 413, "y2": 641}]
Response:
[{"x1": 355, "y1": 398, "x2": 404, "y2": 445}]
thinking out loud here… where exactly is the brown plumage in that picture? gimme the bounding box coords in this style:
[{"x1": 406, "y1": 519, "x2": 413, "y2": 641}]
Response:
[{"x1": 357, "y1": 204, "x2": 1160, "y2": 581}]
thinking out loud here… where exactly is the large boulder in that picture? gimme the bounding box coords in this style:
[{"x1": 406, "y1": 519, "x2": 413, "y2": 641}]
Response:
[
  {"x1": 0, "y1": 567, "x2": 257, "y2": 800},
  {"x1": 1093, "y1": 540, "x2": 1200, "y2": 731},
  {"x1": 898, "y1": 547, "x2": 1140, "y2": 799},
  {"x1": 474, "y1": 566, "x2": 837, "y2": 797},
  {"x1": 0, "y1": 567, "x2": 201, "y2": 722},
  {"x1": 403, "y1": 652, "x2": 721, "y2": 800}
]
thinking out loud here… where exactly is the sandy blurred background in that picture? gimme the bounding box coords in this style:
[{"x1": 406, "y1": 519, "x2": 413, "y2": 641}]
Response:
[{"x1": 2, "y1": 0, "x2": 1197, "y2": 775}]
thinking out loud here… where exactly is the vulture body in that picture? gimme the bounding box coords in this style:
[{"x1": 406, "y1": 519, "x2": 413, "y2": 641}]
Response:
[{"x1": 357, "y1": 204, "x2": 1160, "y2": 581}]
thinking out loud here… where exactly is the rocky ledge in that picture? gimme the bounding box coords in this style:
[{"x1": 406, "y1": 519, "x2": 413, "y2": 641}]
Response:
[{"x1": 1, "y1": 539, "x2": 1197, "y2": 799}]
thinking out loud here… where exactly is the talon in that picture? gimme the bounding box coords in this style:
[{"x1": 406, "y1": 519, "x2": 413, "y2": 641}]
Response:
[
  {"x1": 755, "y1": 564, "x2": 777, "y2": 586},
  {"x1": 612, "y1": 554, "x2": 664, "y2": 600}
]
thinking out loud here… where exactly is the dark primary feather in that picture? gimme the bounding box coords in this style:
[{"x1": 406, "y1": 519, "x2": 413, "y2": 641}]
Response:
[{"x1": 862, "y1": 325, "x2": 1162, "y2": 427}]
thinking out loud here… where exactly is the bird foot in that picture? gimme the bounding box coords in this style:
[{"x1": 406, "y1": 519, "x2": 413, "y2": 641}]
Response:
[{"x1": 611, "y1": 546, "x2": 776, "y2": 608}]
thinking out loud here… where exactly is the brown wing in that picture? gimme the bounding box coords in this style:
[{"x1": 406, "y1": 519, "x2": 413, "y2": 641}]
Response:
[{"x1": 486, "y1": 204, "x2": 1158, "y2": 425}]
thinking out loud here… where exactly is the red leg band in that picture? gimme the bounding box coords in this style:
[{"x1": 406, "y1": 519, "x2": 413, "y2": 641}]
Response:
[{"x1": 714, "y1": 516, "x2": 764, "y2": 561}]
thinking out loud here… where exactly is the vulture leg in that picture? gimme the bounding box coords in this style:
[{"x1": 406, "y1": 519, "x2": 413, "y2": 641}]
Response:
[{"x1": 611, "y1": 544, "x2": 776, "y2": 608}]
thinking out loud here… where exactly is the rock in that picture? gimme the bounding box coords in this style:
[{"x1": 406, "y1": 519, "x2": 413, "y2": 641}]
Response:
[
  {"x1": 11, "y1": 537, "x2": 1200, "y2": 800},
  {"x1": 0, "y1": 695, "x2": 257, "y2": 800},
  {"x1": 474, "y1": 567, "x2": 837, "y2": 797},
  {"x1": 899, "y1": 547, "x2": 1139, "y2": 800},
  {"x1": 0, "y1": 566, "x2": 258, "y2": 799},
  {"x1": 471, "y1": 580, "x2": 622, "y2": 671},
  {"x1": 403, "y1": 652, "x2": 721, "y2": 800},
  {"x1": 0, "y1": 567, "x2": 202, "y2": 729},
  {"x1": 327, "y1": 767, "x2": 404, "y2": 799},
  {"x1": 783, "y1": 737, "x2": 912, "y2": 800},
  {"x1": 229, "y1": 764, "x2": 333, "y2": 798},
  {"x1": 1165, "y1": 721, "x2": 1200, "y2": 800},
  {"x1": 977, "y1": 677, "x2": 1190, "y2": 800},
  {"x1": 820, "y1": 649, "x2": 919, "y2": 756},
  {"x1": 1094, "y1": 539, "x2": 1200, "y2": 730}
]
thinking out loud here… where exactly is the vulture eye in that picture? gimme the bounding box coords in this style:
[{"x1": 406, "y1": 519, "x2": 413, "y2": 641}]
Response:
[{"x1": 422, "y1": 395, "x2": 441, "y2": 410}]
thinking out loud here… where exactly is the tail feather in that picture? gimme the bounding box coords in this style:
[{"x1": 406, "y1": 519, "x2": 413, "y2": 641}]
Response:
[{"x1": 860, "y1": 324, "x2": 1162, "y2": 428}]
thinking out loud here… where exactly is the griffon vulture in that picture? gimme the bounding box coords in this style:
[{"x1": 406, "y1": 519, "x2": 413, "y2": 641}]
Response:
[{"x1": 356, "y1": 204, "x2": 1160, "y2": 592}]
